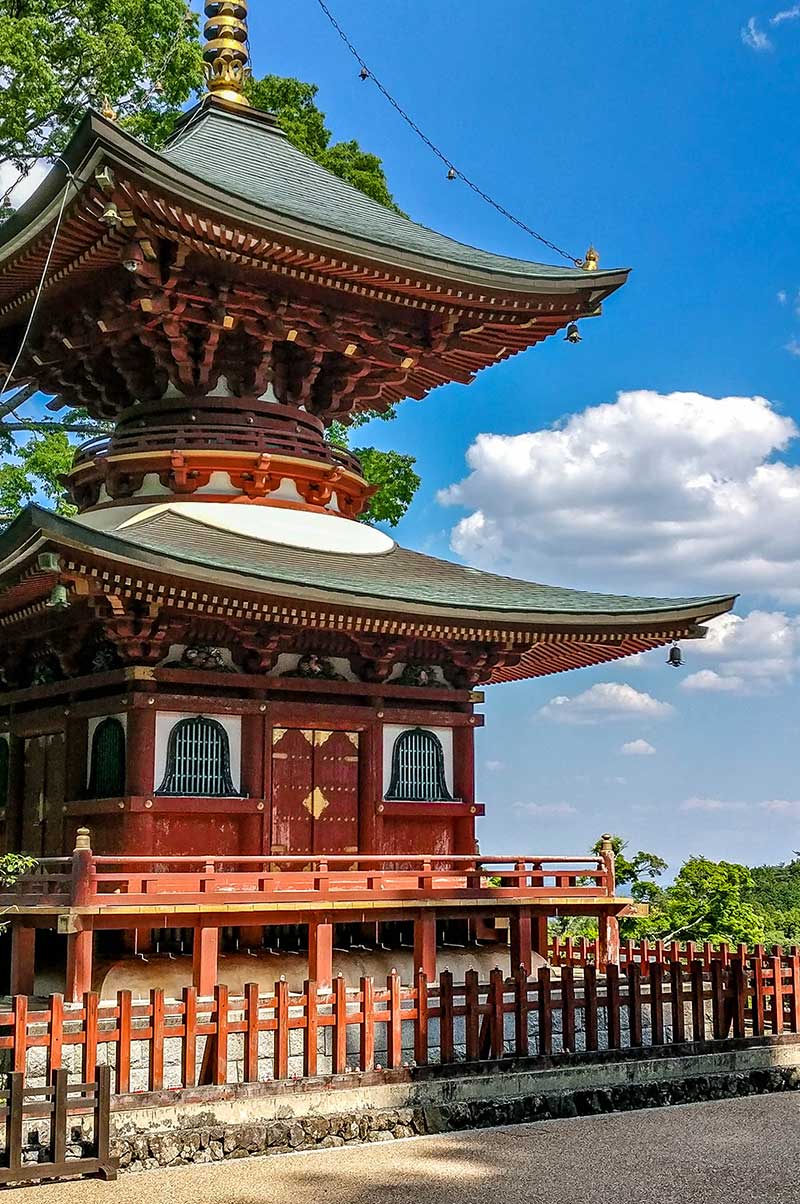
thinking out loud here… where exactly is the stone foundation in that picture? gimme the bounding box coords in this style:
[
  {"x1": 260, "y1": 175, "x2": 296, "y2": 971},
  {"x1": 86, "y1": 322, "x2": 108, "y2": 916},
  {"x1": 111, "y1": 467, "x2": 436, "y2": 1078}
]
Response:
[{"x1": 104, "y1": 1035, "x2": 800, "y2": 1172}]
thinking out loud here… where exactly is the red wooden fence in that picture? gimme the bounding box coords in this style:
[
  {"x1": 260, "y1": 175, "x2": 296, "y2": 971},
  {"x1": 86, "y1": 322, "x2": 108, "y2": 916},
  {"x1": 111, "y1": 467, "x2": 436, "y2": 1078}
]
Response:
[
  {"x1": 547, "y1": 937, "x2": 785, "y2": 971},
  {"x1": 1, "y1": 952, "x2": 798, "y2": 1096}
]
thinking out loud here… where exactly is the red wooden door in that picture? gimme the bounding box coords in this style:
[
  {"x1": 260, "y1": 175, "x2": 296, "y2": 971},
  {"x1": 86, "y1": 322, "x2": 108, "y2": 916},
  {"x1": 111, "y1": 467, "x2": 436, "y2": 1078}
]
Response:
[
  {"x1": 270, "y1": 728, "x2": 313, "y2": 854},
  {"x1": 270, "y1": 728, "x2": 359, "y2": 856},
  {"x1": 312, "y1": 730, "x2": 359, "y2": 856}
]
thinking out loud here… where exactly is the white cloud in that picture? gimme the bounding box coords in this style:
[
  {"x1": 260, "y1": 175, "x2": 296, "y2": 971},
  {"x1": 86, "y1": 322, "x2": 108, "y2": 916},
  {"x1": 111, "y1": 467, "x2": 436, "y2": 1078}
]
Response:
[
  {"x1": 513, "y1": 801, "x2": 577, "y2": 816},
  {"x1": 621, "y1": 739, "x2": 656, "y2": 756},
  {"x1": 785, "y1": 337, "x2": 800, "y2": 358},
  {"x1": 778, "y1": 290, "x2": 789, "y2": 304},
  {"x1": 485, "y1": 760, "x2": 505, "y2": 772},
  {"x1": 742, "y1": 16, "x2": 773, "y2": 48},
  {"x1": 538, "y1": 682, "x2": 673, "y2": 725},
  {"x1": 762, "y1": 799, "x2": 800, "y2": 815},
  {"x1": 682, "y1": 669, "x2": 746, "y2": 692},
  {"x1": 771, "y1": 5, "x2": 800, "y2": 23},
  {"x1": 682, "y1": 609, "x2": 800, "y2": 693},
  {"x1": 680, "y1": 797, "x2": 748, "y2": 812},
  {"x1": 0, "y1": 159, "x2": 49, "y2": 208},
  {"x1": 440, "y1": 390, "x2": 800, "y2": 602}
]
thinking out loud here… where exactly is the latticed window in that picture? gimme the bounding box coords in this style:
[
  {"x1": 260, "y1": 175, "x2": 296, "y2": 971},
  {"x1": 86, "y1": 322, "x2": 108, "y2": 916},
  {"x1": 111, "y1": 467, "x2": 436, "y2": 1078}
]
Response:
[
  {"x1": 385, "y1": 728, "x2": 452, "y2": 802},
  {"x1": 156, "y1": 716, "x2": 237, "y2": 797},
  {"x1": 88, "y1": 718, "x2": 125, "y2": 798},
  {"x1": 0, "y1": 738, "x2": 8, "y2": 809}
]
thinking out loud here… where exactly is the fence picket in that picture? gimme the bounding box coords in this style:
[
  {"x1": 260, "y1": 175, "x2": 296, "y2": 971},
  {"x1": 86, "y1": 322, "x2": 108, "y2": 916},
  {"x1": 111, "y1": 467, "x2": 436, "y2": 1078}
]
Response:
[
  {"x1": 439, "y1": 970, "x2": 455, "y2": 1063},
  {"x1": 333, "y1": 975, "x2": 348, "y2": 1074},
  {"x1": 274, "y1": 979, "x2": 289, "y2": 1080},
  {"x1": 245, "y1": 982, "x2": 260, "y2": 1082},
  {"x1": 670, "y1": 960, "x2": 685, "y2": 1044},
  {"x1": 182, "y1": 986, "x2": 197, "y2": 1089},
  {"x1": 465, "y1": 970, "x2": 480, "y2": 1061},
  {"x1": 584, "y1": 964, "x2": 598, "y2": 1052},
  {"x1": 538, "y1": 965, "x2": 553, "y2": 1056},
  {"x1": 606, "y1": 963, "x2": 621, "y2": 1050},
  {"x1": 513, "y1": 965, "x2": 529, "y2": 1057},
  {"x1": 415, "y1": 970, "x2": 429, "y2": 1066},
  {"x1": 150, "y1": 988, "x2": 165, "y2": 1091},
  {"x1": 387, "y1": 970, "x2": 402, "y2": 1070},
  {"x1": 47, "y1": 994, "x2": 64, "y2": 1077},
  {"x1": 359, "y1": 976, "x2": 374, "y2": 1072},
  {"x1": 690, "y1": 960, "x2": 706, "y2": 1041},
  {"x1": 561, "y1": 966, "x2": 576, "y2": 1053},
  {"x1": 650, "y1": 962, "x2": 664, "y2": 1045},
  {"x1": 83, "y1": 991, "x2": 99, "y2": 1082}
]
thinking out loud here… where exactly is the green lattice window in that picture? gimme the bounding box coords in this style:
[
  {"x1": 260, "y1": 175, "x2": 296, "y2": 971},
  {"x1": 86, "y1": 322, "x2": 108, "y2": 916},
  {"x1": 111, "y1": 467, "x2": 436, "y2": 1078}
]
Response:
[
  {"x1": 156, "y1": 716, "x2": 237, "y2": 797},
  {"x1": 88, "y1": 718, "x2": 126, "y2": 798},
  {"x1": 385, "y1": 728, "x2": 452, "y2": 802}
]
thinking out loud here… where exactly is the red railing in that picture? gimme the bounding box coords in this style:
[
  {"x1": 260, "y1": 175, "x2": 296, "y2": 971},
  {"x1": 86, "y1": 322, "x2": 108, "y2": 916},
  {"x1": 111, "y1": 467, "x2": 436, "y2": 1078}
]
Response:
[
  {"x1": 0, "y1": 847, "x2": 616, "y2": 911},
  {"x1": 2, "y1": 951, "x2": 798, "y2": 1095},
  {"x1": 548, "y1": 937, "x2": 769, "y2": 970}
]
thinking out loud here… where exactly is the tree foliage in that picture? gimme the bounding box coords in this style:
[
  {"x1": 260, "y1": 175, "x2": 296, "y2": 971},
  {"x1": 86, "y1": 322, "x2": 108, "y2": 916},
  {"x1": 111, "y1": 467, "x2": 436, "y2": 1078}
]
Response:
[{"x1": 0, "y1": 11, "x2": 417, "y2": 526}]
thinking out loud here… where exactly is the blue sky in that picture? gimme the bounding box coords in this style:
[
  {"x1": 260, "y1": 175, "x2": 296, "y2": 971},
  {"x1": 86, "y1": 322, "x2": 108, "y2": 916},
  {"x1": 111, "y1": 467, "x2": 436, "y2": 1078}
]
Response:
[
  {"x1": 6, "y1": 3, "x2": 799, "y2": 873},
  {"x1": 245, "y1": 2, "x2": 800, "y2": 871}
]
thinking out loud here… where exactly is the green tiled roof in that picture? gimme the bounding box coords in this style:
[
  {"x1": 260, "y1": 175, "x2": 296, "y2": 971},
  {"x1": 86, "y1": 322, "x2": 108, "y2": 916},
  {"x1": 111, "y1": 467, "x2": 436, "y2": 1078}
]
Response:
[
  {"x1": 0, "y1": 506, "x2": 734, "y2": 626},
  {"x1": 162, "y1": 102, "x2": 627, "y2": 286}
]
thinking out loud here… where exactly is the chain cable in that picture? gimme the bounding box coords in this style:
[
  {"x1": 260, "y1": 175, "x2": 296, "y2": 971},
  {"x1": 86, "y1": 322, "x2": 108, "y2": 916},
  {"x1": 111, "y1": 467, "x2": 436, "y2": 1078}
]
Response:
[{"x1": 312, "y1": 0, "x2": 583, "y2": 266}]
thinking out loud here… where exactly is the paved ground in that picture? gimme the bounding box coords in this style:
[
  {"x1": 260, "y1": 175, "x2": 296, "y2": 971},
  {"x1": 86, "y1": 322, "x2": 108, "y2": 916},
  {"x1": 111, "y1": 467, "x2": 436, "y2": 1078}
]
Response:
[{"x1": 12, "y1": 1095, "x2": 800, "y2": 1204}]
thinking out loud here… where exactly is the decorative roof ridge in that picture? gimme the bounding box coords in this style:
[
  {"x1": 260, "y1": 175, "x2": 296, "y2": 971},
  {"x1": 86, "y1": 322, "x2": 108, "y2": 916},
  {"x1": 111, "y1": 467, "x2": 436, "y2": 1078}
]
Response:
[{"x1": 166, "y1": 93, "x2": 288, "y2": 144}]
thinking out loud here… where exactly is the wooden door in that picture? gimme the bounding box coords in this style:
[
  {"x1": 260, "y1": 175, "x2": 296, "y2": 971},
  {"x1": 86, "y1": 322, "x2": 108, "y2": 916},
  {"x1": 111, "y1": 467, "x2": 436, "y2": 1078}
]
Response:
[
  {"x1": 270, "y1": 728, "x2": 359, "y2": 856},
  {"x1": 312, "y1": 730, "x2": 359, "y2": 856}
]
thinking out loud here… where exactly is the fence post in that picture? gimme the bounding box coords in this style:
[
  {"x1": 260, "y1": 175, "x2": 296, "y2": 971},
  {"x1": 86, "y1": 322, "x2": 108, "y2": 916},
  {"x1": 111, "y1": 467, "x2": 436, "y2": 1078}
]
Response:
[
  {"x1": 627, "y1": 962, "x2": 643, "y2": 1047},
  {"x1": 245, "y1": 982, "x2": 260, "y2": 1082},
  {"x1": 513, "y1": 964, "x2": 529, "y2": 1057},
  {"x1": 752, "y1": 956, "x2": 765, "y2": 1037},
  {"x1": 731, "y1": 957, "x2": 746, "y2": 1039},
  {"x1": 690, "y1": 959, "x2": 706, "y2": 1041},
  {"x1": 488, "y1": 967, "x2": 505, "y2": 1060},
  {"x1": 12, "y1": 995, "x2": 27, "y2": 1075},
  {"x1": 95, "y1": 1065, "x2": 115, "y2": 1177},
  {"x1": 387, "y1": 970, "x2": 402, "y2": 1070},
  {"x1": 49, "y1": 1068, "x2": 68, "y2": 1168},
  {"x1": 605, "y1": 962, "x2": 621, "y2": 1049},
  {"x1": 149, "y1": 988, "x2": 165, "y2": 1091},
  {"x1": 359, "y1": 976, "x2": 374, "y2": 1072},
  {"x1": 561, "y1": 965, "x2": 576, "y2": 1053},
  {"x1": 669, "y1": 960, "x2": 686, "y2": 1044},
  {"x1": 439, "y1": 970, "x2": 454, "y2": 1064},
  {"x1": 538, "y1": 965, "x2": 553, "y2": 1056},
  {"x1": 789, "y1": 953, "x2": 800, "y2": 1033},
  {"x1": 414, "y1": 969, "x2": 429, "y2": 1066},
  {"x1": 182, "y1": 986, "x2": 197, "y2": 1089},
  {"x1": 464, "y1": 969, "x2": 480, "y2": 1061},
  {"x1": 333, "y1": 974, "x2": 348, "y2": 1074},
  {"x1": 213, "y1": 983, "x2": 229, "y2": 1085},
  {"x1": 710, "y1": 960, "x2": 727, "y2": 1040},
  {"x1": 650, "y1": 961, "x2": 664, "y2": 1045},
  {"x1": 47, "y1": 994, "x2": 64, "y2": 1079},
  {"x1": 771, "y1": 954, "x2": 784, "y2": 1035},
  {"x1": 584, "y1": 964, "x2": 598, "y2": 1052},
  {"x1": 5, "y1": 1072, "x2": 23, "y2": 1173},
  {"x1": 274, "y1": 978, "x2": 289, "y2": 1080}
]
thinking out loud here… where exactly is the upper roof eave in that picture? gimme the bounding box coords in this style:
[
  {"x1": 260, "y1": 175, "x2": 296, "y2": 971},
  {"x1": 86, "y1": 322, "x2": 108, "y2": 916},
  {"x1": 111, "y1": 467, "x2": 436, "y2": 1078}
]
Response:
[{"x1": 0, "y1": 107, "x2": 630, "y2": 303}]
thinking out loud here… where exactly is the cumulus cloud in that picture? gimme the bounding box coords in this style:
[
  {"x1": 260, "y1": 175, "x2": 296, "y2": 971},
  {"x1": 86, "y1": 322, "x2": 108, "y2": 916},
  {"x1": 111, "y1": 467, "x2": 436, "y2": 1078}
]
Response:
[
  {"x1": 621, "y1": 739, "x2": 656, "y2": 756},
  {"x1": 682, "y1": 610, "x2": 800, "y2": 693},
  {"x1": 538, "y1": 682, "x2": 673, "y2": 725},
  {"x1": 771, "y1": 5, "x2": 800, "y2": 23},
  {"x1": 513, "y1": 802, "x2": 577, "y2": 816},
  {"x1": 440, "y1": 390, "x2": 800, "y2": 602},
  {"x1": 680, "y1": 798, "x2": 748, "y2": 812},
  {"x1": 742, "y1": 16, "x2": 773, "y2": 49}
]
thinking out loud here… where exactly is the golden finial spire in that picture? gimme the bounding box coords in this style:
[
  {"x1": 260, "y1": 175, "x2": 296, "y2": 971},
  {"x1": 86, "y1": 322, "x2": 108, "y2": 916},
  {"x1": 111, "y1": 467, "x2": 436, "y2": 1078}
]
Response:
[
  {"x1": 581, "y1": 245, "x2": 599, "y2": 272},
  {"x1": 203, "y1": 1, "x2": 251, "y2": 105}
]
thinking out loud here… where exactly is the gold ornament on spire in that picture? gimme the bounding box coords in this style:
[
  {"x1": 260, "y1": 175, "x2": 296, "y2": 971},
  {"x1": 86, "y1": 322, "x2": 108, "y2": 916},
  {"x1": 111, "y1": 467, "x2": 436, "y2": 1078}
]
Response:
[
  {"x1": 581, "y1": 245, "x2": 599, "y2": 272},
  {"x1": 203, "y1": 1, "x2": 251, "y2": 105}
]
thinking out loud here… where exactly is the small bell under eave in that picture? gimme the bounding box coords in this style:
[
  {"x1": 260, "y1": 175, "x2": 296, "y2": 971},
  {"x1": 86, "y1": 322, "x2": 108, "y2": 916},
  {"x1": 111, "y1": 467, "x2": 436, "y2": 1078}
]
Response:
[
  {"x1": 46, "y1": 583, "x2": 70, "y2": 611},
  {"x1": 564, "y1": 323, "x2": 581, "y2": 344},
  {"x1": 667, "y1": 642, "x2": 684, "y2": 668}
]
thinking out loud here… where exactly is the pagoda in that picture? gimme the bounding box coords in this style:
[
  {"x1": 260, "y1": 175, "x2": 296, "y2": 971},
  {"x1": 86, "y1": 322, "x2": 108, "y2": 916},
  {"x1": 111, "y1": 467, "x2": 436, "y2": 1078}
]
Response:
[{"x1": 0, "y1": 2, "x2": 734, "y2": 1002}]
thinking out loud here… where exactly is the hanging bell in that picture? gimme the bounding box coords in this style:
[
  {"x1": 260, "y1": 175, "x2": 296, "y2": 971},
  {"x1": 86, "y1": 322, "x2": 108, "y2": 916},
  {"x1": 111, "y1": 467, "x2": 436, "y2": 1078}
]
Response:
[
  {"x1": 46, "y1": 583, "x2": 70, "y2": 611},
  {"x1": 359, "y1": 66, "x2": 369, "y2": 81},
  {"x1": 667, "y1": 643, "x2": 684, "y2": 668},
  {"x1": 564, "y1": 323, "x2": 582, "y2": 344},
  {"x1": 447, "y1": 167, "x2": 457, "y2": 181}
]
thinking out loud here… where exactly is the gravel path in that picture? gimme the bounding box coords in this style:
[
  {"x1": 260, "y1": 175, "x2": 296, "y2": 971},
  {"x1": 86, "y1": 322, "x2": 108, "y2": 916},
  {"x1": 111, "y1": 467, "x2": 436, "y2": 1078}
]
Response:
[{"x1": 10, "y1": 1094, "x2": 800, "y2": 1204}]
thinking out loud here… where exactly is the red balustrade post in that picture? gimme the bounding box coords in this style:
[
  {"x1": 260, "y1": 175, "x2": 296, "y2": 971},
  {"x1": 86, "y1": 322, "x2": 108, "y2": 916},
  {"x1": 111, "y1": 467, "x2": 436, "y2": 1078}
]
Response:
[
  {"x1": 598, "y1": 911, "x2": 621, "y2": 970},
  {"x1": 65, "y1": 924, "x2": 93, "y2": 1003},
  {"x1": 308, "y1": 918, "x2": 334, "y2": 989},
  {"x1": 600, "y1": 833, "x2": 616, "y2": 897},
  {"x1": 66, "y1": 829, "x2": 95, "y2": 1003},
  {"x1": 70, "y1": 827, "x2": 96, "y2": 906}
]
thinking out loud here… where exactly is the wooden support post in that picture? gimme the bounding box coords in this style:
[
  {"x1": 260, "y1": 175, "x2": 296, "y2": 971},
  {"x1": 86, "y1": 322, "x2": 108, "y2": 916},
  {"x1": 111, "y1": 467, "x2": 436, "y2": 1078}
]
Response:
[
  {"x1": 413, "y1": 913, "x2": 437, "y2": 982},
  {"x1": 599, "y1": 911, "x2": 620, "y2": 969},
  {"x1": 308, "y1": 918, "x2": 333, "y2": 989},
  {"x1": 65, "y1": 925, "x2": 93, "y2": 1004},
  {"x1": 10, "y1": 925, "x2": 35, "y2": 996},
  {"x1": 532, "y1": 914, "x2": 549, "y2": 958},
  {"x1": 510, "y1": 907, "x2": 532, "y2": 977},
  {"x1": 192, "y1": 926, "x2": 219, "y2": 998}
]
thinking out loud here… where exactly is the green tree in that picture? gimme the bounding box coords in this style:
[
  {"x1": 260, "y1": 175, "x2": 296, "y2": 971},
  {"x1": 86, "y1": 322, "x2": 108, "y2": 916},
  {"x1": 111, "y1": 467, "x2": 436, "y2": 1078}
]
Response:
[
  {"x1": 640, "y1": 857, "x2": 767, "y2": 946},
  {"x1": 0, "y1": 10, "x2": 417, "y2": 525}
]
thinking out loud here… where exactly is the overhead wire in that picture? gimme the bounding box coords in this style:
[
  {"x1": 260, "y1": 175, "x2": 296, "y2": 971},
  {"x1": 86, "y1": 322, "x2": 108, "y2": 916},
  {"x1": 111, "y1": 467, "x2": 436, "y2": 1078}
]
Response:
[{"x1": 311, "y1": 0, "x2": 583, "y2": 267}]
